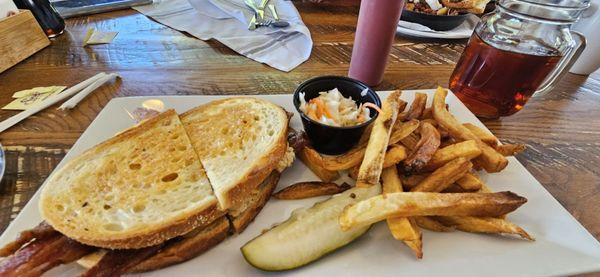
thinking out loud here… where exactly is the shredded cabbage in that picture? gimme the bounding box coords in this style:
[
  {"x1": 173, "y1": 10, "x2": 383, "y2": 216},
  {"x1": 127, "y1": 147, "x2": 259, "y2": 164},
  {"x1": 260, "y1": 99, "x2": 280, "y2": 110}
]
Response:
[{"x1": 299, "y1": 88, "x2": 372, "y2": 127}]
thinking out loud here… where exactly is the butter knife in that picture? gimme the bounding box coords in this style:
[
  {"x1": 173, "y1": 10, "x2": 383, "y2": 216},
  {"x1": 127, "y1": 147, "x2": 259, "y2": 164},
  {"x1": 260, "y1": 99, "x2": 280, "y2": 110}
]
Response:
[{"x1": 257, "y1": 0, "x2": 269, "y2": 21}]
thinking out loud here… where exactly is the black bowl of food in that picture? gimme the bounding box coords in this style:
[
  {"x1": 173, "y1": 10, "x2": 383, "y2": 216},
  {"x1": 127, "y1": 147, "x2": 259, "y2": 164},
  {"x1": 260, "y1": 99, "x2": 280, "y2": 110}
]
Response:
[
  {"x1": 293, "y1": 76, "x2": 381, "y2": 155},
  {"x1": 402, "y1": 10, "x2": 469, "y2": 31},
  {"x1": 402, "y1": 0, "x2": 469, "y2": 31}
]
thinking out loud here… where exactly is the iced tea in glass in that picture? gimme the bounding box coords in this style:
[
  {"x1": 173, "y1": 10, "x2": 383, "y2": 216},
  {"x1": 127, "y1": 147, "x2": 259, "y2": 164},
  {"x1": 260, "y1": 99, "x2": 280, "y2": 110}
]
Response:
[{"x1": 449, "y1": 0, "x2": 588, "y2": 118}]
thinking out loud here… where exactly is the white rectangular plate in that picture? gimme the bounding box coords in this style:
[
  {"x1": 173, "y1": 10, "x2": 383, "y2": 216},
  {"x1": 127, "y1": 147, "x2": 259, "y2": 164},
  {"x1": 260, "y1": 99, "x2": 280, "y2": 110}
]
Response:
[{"x1": 2, "y1": 90, "x2": 600, "y2": 277}]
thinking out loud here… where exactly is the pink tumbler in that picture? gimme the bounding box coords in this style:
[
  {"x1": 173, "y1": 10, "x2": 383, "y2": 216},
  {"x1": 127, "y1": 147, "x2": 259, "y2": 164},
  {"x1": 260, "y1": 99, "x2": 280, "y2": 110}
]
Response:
[{"x1": 348, "y1": 0, "x2": 404, "y2": 86}]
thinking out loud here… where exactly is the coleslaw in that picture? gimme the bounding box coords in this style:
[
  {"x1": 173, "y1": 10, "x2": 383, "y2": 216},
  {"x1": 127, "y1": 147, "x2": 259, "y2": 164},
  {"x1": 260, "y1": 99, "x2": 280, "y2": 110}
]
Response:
[{"x1": 299, "y1": 88, "x2": 380, "y2": 127}]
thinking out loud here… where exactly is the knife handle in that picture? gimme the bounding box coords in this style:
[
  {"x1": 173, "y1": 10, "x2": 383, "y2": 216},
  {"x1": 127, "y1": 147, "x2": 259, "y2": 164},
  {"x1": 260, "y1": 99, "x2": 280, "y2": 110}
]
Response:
[{"x1": 267, "y1": 4, "x2": 279, "y2": 21}]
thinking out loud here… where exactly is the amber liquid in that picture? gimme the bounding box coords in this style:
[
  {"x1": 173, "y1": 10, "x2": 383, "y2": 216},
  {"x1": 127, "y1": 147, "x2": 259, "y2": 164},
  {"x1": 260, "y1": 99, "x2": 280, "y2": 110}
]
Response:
[{"x1": 449, "y1": 33, "x2": 561, "y2": 118}]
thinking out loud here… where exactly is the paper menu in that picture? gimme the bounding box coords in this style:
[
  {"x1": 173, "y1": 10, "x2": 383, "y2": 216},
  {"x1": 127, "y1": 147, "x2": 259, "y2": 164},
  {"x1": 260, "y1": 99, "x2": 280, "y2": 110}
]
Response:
[{"x1": 0, "y1": 0, "x2": 18, "y2": 20}]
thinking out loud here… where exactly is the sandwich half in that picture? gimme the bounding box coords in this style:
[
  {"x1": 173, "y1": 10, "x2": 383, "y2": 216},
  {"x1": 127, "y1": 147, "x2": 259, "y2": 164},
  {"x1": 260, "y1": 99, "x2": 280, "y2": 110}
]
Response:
[
  {"x1": 77, "y1": 171, "x2": 282, "y2": 273},
  {"x1": 39, "y1": 109, "x2": 224, "y2": 249},
  {"x1": 1, "y1": 98, "x2": 294, "y2": 275},
  {"x1": 181, "y1": 97, "x2": 294, "y2": 232}
]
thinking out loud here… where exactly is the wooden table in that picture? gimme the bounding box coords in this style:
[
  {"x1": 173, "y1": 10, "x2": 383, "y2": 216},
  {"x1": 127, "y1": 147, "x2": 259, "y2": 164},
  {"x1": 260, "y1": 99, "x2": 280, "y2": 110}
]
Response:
[{"x1": 0, "y1": 0, "x2": 599, "y2": 250}]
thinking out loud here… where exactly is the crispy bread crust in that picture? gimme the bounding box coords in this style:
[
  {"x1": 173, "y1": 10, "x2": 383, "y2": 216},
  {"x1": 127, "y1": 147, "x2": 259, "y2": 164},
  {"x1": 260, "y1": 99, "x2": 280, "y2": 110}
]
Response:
[
  {"x1": 73, "y1": 202, "x2": 224, "y2": 250},
  {"x1": 181, "y1": 98, "x2": 289, "y2": 214},
  {"x1": 40, "y1": 110, "x2": 225, "y2": 249},
  {"x1": 79, "y1": 170, "x2": 281, "y2": 271},
  {"x1": 225, "y1": 135, "x2": 286, "y2": 217},
  {"x1": 128, "y1": 217, "x2": 230, "y2": 273},
  {"x1": 229, "y1": 171, "x2": 281, "y2": 232}
]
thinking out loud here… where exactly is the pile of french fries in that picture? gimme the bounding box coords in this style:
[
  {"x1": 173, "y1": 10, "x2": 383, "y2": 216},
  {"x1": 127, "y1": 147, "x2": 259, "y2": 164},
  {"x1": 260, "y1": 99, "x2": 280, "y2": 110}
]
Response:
[{"x1": 292, "y1": 87, "x2": 532, "y2": 259}]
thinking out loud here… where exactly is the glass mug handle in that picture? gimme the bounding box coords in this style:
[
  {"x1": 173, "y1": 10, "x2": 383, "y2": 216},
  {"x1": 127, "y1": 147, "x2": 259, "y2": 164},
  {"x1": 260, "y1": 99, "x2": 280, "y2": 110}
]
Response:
[{"x1": 535, "y1": 31, "x2": 587, "y2": 95}]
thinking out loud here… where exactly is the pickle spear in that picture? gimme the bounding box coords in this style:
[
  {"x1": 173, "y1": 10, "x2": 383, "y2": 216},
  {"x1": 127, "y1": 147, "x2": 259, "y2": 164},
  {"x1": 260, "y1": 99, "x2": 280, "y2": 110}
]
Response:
[{"x1": 241, "y1": 185, "x2": 380, "y2": 271}]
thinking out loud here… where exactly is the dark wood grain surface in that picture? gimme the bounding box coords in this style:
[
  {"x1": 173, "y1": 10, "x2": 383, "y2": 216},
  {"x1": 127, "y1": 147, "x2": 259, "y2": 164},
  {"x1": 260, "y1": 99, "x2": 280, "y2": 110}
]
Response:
[{"x1": 0, "y1": 0, "x2": 599, "y2": 258}]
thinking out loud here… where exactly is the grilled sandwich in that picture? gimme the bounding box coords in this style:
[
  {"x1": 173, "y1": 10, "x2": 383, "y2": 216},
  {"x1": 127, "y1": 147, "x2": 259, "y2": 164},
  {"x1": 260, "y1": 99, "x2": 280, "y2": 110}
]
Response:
[{"x1": 0, "y1": 98, "x2": 294, "y2": 276}]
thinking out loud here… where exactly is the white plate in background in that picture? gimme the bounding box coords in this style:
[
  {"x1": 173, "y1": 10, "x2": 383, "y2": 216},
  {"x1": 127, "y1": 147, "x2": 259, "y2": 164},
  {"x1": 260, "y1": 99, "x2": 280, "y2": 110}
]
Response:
[{"x1": 396, "y1": 14, "x2": 478, "y2": 39}]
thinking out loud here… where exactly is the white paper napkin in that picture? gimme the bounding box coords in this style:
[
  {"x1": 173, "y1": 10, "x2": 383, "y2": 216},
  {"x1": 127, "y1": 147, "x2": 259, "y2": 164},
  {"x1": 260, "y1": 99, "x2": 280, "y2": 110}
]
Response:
[
  {"x1": 134, "y1": 0, "x2": 313, "y2": 72},
  {"x1": 0, "y1": 0, "x2": 18, "y2": 19},
  {"x1": 397, "y1": 14, "x2": 479, "y2": 38}
]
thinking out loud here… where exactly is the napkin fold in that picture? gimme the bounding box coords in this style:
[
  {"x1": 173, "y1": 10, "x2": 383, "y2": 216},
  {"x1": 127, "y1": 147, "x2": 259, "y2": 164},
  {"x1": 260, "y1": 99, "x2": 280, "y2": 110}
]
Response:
[{"x1": 134, "y1": 0, "x2": 312, "y2": 72}]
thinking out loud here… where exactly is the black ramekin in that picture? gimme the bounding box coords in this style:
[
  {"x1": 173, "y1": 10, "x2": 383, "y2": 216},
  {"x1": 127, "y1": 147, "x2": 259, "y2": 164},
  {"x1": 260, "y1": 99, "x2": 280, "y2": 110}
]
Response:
[
  {"x1": 293, "y1": 76, "x2": 381, "y2": 155},
  {"x1": 401, "y1": 10, "x2": 469, "y2": 31}
]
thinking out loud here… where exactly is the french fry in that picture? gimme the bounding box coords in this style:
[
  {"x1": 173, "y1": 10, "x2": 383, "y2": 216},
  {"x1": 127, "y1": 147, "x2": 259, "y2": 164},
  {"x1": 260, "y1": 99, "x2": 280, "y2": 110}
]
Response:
[
  {"x1": 463, "y1": 123, "x2": 498, "y2": 147},
  {"x1": 382, "y1": 167, "x2": 423, "y2": 258},
  {"x1": 421, "y1": 118, "x2": 437, "y2": 127},
  {"x1": 433, "y1": 216, "x2": 534, "y2": 240},
  {"x1": 402, "y1": 233, "x2": 423, "y2": 259},
  {"x1": 413, "y1": 216, "x2": 454, "y2": 232},
  {"x1": 443, "y1": 184, "x2": 469, "y2": 193},
  {"x1": 421, "y1": 107, "x2": 433, "y2": 120},
  {"x1": 424, "y1": 118, "x2": 451, "y2": 139},
  {"x1": 348, "y1": 165, "x2": 359, "y2": 180},
  {"x1": 400, "y1": 133, "x2": 420, "y2": 150},
  {"x1": 390, "y1": 119, "x2": 420, "y2": 145},
  {"x1": 401, "y1": 93, "x2": 427, "y2": 121},
  {"x1": 402, "y1": 122, "x2": 441, "y2": 173},
  {"x1": 318, "y1": 146, "x2": 366, "y2": 171},
  {"x1": 298, "y1": 147, "x2": 339, "y2": 182},
  {"x1": 495, "y1": 143, "x2": 526, "y2": 156},
  {"x1": 400, "y1": 174, "x2": 428, "y2": 191},
  {"x1": 273, "y1": 182, "x2": 351, "y2": 200},
  {"x1": 301, "y1": 146, "x2": 326, "y2": 165},
  {"x1": 424, "y1": 140, "x2": 482, "y2": 171},
  {"x1": 357, "y1": 91, "x2": 402, "y2": 187},
  {"x1": 339, "y1": 191, "x2": 527, "y2": 230},
  {"x1": 432, "y1": 87, "x2": 508, "y2": 173},
  {"x1": 397, "y1": 100, "x2": 408, "y2": 117},
  {"x1": 308, "y1": 121, "x2": 419, "y2": 172},
  {"x1": 439, "y1": 137, "x2": 457, "y2": 148},
  {"x1": 382, "y1": 145, "x2": 408, "y2": 168},
  {"x1": 411, "y1": 157, "x2": 472, "y2": 193},
  {"x1": 455, "y1": 172, "x2": 483, "y2": 191},
  {"x1": 358, "y1": 98, "x2": 404, "y2": 145},
  {"x1": 349, "y1": 145, "x2": 408, "y2": 180},
  {"x1": 381, "y1": 166, "x2": 402, "y2": 193},
  {"x1": 437, "y1": 126, "x2": 450, "y2": 139}
]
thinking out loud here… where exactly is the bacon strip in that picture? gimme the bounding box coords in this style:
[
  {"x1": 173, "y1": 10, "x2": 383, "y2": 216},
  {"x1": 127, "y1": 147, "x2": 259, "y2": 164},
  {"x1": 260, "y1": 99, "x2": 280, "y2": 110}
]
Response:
[
  {"x1": 0, "y1": 223, "x2": 173, "y2": 277},
  {"x1": 81, "y1": 245, "x2": 163, "y2": 277},
  {"x1": 287, "y1": 128, "x2": 308, "y2": 153},
  {"x1": 0, "y1": 232, "x2": 93, "y2": 277},
  {"x1": 0, "y1": 222, "x2": 57, "y2": 257}
]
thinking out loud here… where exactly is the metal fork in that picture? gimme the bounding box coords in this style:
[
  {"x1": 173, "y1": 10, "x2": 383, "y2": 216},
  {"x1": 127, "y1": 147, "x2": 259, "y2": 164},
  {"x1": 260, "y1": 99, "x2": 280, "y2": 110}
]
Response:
[
  {"x1": 245, "y1": 0, "x2": 260, "y2": 30},
  {"x1": 256, "y1": 19, "x2": 290, "y2": 28},
  {"x1": 246, "y1": 0, "x2": 289, "y2": 29}
]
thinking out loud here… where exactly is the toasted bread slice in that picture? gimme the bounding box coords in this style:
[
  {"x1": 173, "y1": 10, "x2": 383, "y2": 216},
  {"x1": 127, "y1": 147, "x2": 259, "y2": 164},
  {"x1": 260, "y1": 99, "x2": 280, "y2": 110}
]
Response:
[
  {"x1": 40, "y1": 110, "x2": 224, "y2": 249},
  {"x1": 181, "y1": 98, "x2": 289, "y2": 215},
  {"x1": 77, "y1": 171, "x2": 281, "y2": 272},
  {"x1": 228, "y1": 171, "x2": 281, "y2": 233}
]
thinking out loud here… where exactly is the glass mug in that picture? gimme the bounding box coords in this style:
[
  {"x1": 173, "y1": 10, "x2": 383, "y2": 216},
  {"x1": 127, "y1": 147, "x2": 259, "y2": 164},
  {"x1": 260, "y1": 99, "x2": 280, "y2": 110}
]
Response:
[{"x1": 449, "y1": 0, "x2": 588, "y2": 118}]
